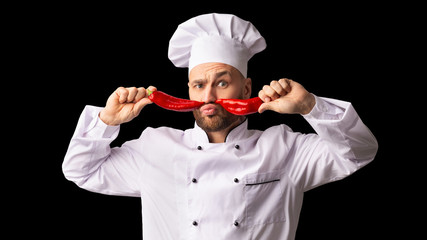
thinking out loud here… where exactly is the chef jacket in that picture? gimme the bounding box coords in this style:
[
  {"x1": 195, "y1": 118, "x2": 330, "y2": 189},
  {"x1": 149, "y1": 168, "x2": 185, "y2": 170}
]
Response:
[{"x1": 63, "y1": 95, "x2": 378, "y2": 240}]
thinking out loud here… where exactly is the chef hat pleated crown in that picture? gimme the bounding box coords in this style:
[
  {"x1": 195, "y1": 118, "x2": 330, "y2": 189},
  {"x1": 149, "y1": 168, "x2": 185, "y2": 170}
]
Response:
[{"x1": 168, "y1": 13, "x2": 266, "y2": 78}]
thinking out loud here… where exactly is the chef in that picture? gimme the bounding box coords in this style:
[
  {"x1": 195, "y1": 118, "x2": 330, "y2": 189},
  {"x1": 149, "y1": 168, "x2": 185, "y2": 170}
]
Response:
[{"x1": 63, "y1": 13, "x2": 378, "y2": 240}]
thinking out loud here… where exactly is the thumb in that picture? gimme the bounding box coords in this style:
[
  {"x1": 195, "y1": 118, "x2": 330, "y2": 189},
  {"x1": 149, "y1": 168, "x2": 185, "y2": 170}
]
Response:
[
  {"x1": 258, "y1": 102, "x2": 276, "y2": 113},
  {"x1": 133, "y1": 98, "x2": 152, "y2": 116}
]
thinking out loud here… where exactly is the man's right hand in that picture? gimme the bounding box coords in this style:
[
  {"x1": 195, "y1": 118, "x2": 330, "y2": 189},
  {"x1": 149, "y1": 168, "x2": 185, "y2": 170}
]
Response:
[{"x1": 99, "y1": 86, "x2": 157, "y2": 126}]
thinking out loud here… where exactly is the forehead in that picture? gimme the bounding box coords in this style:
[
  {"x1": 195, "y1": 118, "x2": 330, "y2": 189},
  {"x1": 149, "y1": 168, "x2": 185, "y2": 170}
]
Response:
[{"x1": 189, "y1": 62, "x2": 241, "y2": 81}]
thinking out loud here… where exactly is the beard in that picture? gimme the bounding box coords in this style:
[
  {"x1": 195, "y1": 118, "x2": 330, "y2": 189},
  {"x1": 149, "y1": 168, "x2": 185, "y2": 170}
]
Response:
[{"x1": 193, "y1": 103, "x2": 243, "y2": 132}]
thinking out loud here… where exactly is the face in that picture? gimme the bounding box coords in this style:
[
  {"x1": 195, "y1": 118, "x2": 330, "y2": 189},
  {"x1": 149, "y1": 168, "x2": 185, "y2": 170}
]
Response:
[{"x1": 188, "y1": 62, "x2": 252, "y2": 132}]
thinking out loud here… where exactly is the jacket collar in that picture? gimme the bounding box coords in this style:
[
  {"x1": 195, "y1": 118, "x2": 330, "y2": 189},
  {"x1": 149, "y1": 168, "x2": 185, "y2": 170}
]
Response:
[{"x1": 192, "y1": 118, "x2": 249, "y2": 144}]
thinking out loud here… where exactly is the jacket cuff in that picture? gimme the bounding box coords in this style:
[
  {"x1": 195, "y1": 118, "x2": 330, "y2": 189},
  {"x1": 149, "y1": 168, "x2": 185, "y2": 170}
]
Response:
[
  {"x1": 80, "y1": 105, "x2": 120, "y2": 139},
  {"x1": 302, "y1": 95, "x2": 347, "y2": 121}
]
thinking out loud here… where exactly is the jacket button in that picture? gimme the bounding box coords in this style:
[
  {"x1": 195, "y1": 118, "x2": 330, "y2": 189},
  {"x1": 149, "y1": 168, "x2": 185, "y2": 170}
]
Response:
[
  {"x1": 234, "y1": 144, "x2": 240, "y2": 149},
  {"x1": 234, "y1": 178, "x2": 239, "y2": 183},
  {"x1": 192, "y1": 221, "x2": 198, "y2": 226},
  {"x1": 234, "y1": 221, "x2": 239, "y2": 227},
  {"x1": 192, "y1": 178, "x2": 197, "y2": 183},
  {"x1": 197, "y1": 146, "x2": 202, "y2": 150}
]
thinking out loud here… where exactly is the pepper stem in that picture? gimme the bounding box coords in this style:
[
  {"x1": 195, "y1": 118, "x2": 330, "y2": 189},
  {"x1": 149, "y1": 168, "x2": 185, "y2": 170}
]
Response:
[{"x1": 147, "y1": 89, "x2": 153, "y2": 96}]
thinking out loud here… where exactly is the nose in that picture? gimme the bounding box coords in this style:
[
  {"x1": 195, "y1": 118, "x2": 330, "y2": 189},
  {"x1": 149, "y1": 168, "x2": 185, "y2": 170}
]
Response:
[{"x1": 202, "y1": 85, "x2": 217, "y2": 103}]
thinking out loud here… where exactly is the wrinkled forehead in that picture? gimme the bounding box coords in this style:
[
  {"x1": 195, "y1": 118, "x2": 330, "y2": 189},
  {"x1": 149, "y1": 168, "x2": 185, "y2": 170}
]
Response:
[{"x1": 189, "y1": 62, "x2": 243, "y2": 82}]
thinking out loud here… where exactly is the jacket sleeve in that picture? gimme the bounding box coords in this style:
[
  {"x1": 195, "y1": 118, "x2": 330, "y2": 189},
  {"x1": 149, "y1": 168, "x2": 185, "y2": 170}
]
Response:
[
  {"x1": 62, "y1": 105, "x2": 142, "y2": 197},
  {"x1": 288, "y1": 95, "x2": 378, "y2": 192}
]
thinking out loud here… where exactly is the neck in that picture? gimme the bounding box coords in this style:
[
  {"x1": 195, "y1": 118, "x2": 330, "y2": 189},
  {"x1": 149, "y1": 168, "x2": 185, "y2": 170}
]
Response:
[{"x1": 206, "y1": 117, "x2": 245, "y2": 143}]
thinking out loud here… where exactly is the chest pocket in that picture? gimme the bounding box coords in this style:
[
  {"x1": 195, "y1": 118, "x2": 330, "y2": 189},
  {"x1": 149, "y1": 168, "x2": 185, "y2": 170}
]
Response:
[{"x1": 243, "y1": 171, "x2": 286, "y2": 227}]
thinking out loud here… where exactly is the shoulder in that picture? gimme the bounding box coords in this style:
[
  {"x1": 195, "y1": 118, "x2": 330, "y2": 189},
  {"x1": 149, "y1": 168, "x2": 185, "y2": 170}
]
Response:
[
  {"x1": 265, "y1": 124, "x2": 293, "y2": 134},
  {"x1": 141, "y1": 126, "x2": 185, "y2": 141},
  {"x1": 256, "y1": 124, "x2": 308, "y2": 147},
  {"x1": 261, "y1": 124, "x2": 294, "y2": 139}
]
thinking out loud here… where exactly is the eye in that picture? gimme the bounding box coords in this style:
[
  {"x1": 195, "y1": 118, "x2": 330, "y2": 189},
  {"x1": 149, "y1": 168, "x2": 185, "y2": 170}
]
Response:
[
  {"x1": 194, "y1": 83, "x2": 204, "y2": 89},
  {"x1": 218, "y1": 81, "x2": 228, "y2": 87}
]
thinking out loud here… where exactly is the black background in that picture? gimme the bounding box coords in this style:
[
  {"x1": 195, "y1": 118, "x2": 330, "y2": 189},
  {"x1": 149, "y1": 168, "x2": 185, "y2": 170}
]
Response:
[{"x1": 11, "y1": 2, "x2": 419, "y2": 239}]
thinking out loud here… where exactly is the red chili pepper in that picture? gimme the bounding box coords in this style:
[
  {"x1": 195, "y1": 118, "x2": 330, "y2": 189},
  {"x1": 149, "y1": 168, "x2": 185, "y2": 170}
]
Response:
[
  {"x1": 147, "y1": 90, "x2": 204, "y2": 112},
  {"x1": 215, "y1": 97, "x2": 263, "y2": 115}
]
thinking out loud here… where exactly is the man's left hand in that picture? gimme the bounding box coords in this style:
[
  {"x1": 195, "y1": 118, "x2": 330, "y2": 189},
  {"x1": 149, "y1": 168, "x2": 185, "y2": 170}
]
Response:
[{"x1": 258, "y1": 78, "x2": 316, "y2": 115}]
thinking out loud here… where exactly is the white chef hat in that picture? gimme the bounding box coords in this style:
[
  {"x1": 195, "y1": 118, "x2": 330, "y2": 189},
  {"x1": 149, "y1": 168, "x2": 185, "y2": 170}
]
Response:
[{"x1": 168, "y1": 13, "x2": 266, "y2": 78}]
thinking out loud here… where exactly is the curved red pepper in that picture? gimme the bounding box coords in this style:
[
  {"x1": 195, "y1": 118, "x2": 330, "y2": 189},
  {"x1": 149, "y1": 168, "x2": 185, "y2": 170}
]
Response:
[
  {"x1": 147, "y1": 90, "x2": 204, "y2": 112},
  {"x1": 215, "y1": 97, "x2": 263, "y2": 115}
]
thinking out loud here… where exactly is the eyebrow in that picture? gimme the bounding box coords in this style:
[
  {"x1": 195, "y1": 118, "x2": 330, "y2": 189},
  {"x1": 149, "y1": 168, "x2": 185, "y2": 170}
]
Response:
[
  {"x1": 190, "y1": 70, "x2": 232, "y2": 84},
  {"x1": 214, "y1": 70, "x2": 232, "y2": 79}
]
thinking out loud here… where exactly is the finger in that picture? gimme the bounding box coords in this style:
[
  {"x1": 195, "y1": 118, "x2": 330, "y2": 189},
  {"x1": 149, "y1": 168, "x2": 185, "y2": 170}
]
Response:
[
  {"x1": 278, "y1": 78, "x2": 292, "y2": 94},
  {"x1": 116, "y1": 87, "x2": 129, "y2": 104},
  {"x1": 133, "y1": 87, "x2": 146, "y2": 102},
  {"x1": 146, "y1": 86, "x2": 157, "y2": 95},
  {"x1": 132, "y1": 86, "x2": 157, "y2": 117},
  {"x1": 127, "y1": 87, "x2": 138, "y2": 102},
  {"x1": 262, "y1": 84, "x2": 280, "y2": 101},
  {"x1": 258, "y1": 89, "x2": 271, "y2": 103},
  {"x1": 270, "y1": 80, "x2": 287, "y2": 96}
]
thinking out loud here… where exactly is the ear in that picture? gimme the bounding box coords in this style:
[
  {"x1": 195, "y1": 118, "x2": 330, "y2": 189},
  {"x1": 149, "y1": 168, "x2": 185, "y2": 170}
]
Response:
[{"x1": 243, "y1": 77, "x2": 252, "y2": 99}]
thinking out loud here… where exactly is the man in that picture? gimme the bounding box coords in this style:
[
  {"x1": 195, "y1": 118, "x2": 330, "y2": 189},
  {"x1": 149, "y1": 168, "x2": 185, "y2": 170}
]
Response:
[{"x1": 63, "y1": 13, "x2": 378, "y2": 240}]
